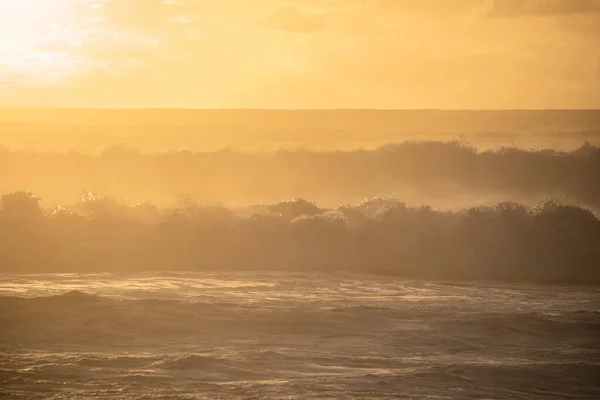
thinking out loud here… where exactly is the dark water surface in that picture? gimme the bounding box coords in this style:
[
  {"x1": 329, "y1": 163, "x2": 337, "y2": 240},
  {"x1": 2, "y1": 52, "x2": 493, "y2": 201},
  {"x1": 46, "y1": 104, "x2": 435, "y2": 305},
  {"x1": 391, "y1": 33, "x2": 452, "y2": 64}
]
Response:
[{"x1": 1, "y1": 272, "x2": 599, "y2": 399}]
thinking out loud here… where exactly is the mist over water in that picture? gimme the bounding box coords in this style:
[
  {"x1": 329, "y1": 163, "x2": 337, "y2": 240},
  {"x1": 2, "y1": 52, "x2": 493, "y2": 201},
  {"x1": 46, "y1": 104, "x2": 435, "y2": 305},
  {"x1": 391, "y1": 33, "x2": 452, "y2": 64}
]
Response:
[
  {"x1": 2, "y1": 109, "x2": 600, "y2": 208},
  {"x1": 2, "y1": 141, "x2": 600, "y2": 209}
]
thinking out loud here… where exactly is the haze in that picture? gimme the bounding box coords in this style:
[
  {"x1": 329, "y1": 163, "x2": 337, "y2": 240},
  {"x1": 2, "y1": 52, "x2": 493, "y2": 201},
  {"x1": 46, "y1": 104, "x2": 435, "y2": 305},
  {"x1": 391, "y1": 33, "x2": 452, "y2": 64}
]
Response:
[
  {"x1": 2, "y1": 2, "x2": 600, "y2": 399},
  {"x1": 1, "y1": 0, "x2": 599, "y2": 109}
]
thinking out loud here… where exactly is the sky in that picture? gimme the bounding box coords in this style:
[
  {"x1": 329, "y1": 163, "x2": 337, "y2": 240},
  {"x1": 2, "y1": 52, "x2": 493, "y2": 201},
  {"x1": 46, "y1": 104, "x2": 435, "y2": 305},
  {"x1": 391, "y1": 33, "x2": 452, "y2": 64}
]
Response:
[{"x1": 0, "y1": 0, "x2": 599, "y2": 109}]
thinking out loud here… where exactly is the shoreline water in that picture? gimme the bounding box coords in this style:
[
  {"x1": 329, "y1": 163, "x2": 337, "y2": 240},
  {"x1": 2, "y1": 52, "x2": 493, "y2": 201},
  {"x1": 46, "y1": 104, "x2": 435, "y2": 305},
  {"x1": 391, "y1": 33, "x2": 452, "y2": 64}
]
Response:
[{"x1": 2, "y1": 271, "x2": 599, "y2": 399}]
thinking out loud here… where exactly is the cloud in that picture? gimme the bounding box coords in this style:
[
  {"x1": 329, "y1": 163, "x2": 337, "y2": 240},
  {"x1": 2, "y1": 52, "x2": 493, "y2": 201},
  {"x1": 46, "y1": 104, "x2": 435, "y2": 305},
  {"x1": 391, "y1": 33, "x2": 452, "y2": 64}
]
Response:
[
  {"x1": 263, "y1": 5, "x2": 325, "y2": 33},
  {"x1": 0, "y1": 45, "x2": 86, "y2": 88},
  {"x1": 168, "y1": 15, "x2": 194, "y2": 24},
  {"x1": 31, "y1": 31, "x2": 160, "y2": 61},
  {"x1": 288, "y1": 0, "x2": 484, "y2": 15},
  {"x1": 100, "y1": 0, "x2": 202, "y2": 34},
  {"x1": 77, "y1": 32, "x2": 160, "y2": 60},
  {"x1": 488, "y1": 0, "x2": 600, "y2": 18},
  {"x1": 366, "y1": 0, "x2": 483, "y2": 14}
]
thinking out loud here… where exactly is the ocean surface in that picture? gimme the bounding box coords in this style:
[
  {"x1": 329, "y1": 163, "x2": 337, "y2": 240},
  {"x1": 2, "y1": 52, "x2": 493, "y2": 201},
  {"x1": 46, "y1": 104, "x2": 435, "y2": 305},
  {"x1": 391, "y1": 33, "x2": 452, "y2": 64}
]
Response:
[
  {"x1": 3, "y1": 109, "x2": 600, "y2": 153},
  {"x1": 1, "y1": 272, "x2": 599, "y2": 399}
]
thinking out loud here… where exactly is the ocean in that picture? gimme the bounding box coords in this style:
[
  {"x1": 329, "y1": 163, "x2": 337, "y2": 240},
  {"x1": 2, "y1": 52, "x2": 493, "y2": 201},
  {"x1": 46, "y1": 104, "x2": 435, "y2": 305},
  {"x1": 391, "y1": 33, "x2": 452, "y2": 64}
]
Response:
[
  {"x1": 1, "y1": 272, "x2": 598, "y2": 399},
  {"x1": 2, "y1": 109, "x2": 600, "y2": 153}
]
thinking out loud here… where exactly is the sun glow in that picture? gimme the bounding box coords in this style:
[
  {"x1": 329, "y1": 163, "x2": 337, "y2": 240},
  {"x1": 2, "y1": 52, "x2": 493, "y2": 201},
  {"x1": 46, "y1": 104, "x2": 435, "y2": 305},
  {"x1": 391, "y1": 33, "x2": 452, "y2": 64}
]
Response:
[
  {"x1": 0, "y1": 0, "x2": 80, "y2": 82},
  {"x1": 0, "y1": 0, "x2": 70, "y2": 43},
  {"x1": 0, "y1": 0, "x2": 65, "y2": 16}
]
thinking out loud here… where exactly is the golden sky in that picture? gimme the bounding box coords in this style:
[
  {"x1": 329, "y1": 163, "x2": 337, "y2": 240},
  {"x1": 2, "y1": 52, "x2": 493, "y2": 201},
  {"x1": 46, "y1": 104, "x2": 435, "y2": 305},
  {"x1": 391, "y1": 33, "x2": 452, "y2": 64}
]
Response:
[{"x1": 0, "y1": 0, "x2": 599, "y2": 109}]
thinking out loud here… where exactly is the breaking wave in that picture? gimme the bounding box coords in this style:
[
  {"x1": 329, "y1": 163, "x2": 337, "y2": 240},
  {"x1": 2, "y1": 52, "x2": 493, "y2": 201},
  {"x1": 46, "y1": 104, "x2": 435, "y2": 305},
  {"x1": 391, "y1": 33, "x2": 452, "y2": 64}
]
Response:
[
  {"x1": 1, "y1": 191, "x2": 600, "y2": 284},
  {"x1": 2, "y1": 140, "x2": 600, "y2": 208}
]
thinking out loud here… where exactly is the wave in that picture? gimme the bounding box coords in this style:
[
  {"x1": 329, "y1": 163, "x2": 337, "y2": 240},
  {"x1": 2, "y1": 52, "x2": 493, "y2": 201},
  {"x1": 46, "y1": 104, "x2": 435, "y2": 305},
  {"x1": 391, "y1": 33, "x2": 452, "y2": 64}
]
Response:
[
  {"x1": 330, "y1": 305, "x2": 394, "y2": 312},
  {"x1": 3, "y1": 291, "x2": 598, "y2": 327},
  {"x1": 444, "y1": 312, "x2": 600, "y2": 340},
  {"x1": 1, "y1": 140, "x2": 600, "y2": 208},
  {"x1": 0, "y1": 291, "x2": 249, "y2": 311},
  {"x1": 2, "y1": 283, "x2": 598, "y2": 398},
  {"x1": 1, "y1": 192, "x2": 600, "y2": 284},
  {"x1": 410, "y1": 361, "x2": 600, "y2": 396},
  {"x1": 150, "y1": 354, "x2": 264, "y2": 379}
]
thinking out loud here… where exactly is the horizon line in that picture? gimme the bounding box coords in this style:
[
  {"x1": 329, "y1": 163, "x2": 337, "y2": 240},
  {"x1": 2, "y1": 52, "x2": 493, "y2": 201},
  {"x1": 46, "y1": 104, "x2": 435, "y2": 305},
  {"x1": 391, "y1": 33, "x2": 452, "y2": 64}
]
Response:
[{"x1": 1, "y1": 106, "x2": 600, "y2": 112}]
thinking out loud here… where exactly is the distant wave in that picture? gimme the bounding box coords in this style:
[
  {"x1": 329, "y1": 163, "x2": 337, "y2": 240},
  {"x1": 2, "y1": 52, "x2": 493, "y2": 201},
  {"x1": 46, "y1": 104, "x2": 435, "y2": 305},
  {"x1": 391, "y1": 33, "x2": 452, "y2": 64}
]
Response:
[
  {"x1": 1, "y1": 141, "x2": 600, "y2": 208},
  {"x1": 1, "y1": 191, "x2": 600, "y2": 284}
]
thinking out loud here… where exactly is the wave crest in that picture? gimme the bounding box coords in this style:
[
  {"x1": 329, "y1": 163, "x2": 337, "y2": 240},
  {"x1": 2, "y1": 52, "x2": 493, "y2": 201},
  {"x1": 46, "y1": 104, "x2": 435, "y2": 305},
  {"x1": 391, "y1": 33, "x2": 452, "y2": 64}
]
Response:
[
  {"x1": 2, "y1": 140, "x2": 600, "y2": 208},
  {"x1": 1, "y1": 192, "x2": 600, "y2": 284}
]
